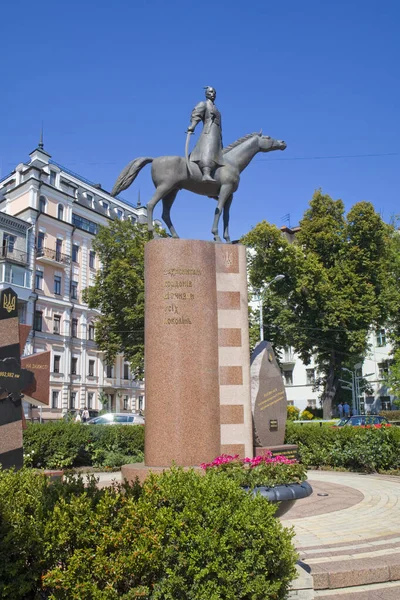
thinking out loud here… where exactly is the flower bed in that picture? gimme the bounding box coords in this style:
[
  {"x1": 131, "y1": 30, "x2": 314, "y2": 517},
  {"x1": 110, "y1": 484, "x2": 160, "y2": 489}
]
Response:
[{"x1": 201, "y1": 451, "x2": 311, "y2": 516}]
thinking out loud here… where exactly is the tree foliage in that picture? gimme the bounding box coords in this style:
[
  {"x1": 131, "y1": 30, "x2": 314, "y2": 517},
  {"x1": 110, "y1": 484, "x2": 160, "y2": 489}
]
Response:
[
  {"x1": 242, "y1": 190, "x2": 400, "y2": 418},
  {"x1": 83, "y1": 220, "x2": 166, "y2": 376}
]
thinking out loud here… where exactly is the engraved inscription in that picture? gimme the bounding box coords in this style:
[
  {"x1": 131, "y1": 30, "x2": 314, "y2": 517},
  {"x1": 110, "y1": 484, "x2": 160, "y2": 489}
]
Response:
[
  {"x1": 163, "y1": 267, "x2": 202, "y2": 325},
  {"x1": 257, "y1": 387, "x2": 285, "y2": 412}
]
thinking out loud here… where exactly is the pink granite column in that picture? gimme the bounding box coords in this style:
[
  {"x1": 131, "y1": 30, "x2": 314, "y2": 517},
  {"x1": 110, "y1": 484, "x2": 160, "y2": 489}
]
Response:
[{"x1": 144, "y1": 239, "x2": 220, "y2": 466}]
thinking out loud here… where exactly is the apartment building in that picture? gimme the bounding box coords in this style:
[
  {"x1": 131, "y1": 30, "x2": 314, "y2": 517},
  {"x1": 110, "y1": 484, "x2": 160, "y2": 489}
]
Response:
[{"x1": 0, "y1": 140, "x2": 146, "y2": 418}]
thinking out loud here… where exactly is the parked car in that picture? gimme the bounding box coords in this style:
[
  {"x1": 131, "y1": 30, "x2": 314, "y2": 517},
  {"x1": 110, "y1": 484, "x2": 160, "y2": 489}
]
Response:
[
  {"x1": 333, "y1": 415, "x2": 390, "y2": 427},
  {"x1": 86, "y1": 412, "x2": 145, "y2": 425}
]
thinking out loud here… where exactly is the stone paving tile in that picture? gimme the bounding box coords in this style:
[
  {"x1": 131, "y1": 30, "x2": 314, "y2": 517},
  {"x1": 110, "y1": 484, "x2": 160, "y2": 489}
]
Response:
[
  {"x1": 282, "y1": 471, "x2": 400, "y2": 549},
  {"x1": 315, "y1": 585, "x2": 400, "y2": 599}
]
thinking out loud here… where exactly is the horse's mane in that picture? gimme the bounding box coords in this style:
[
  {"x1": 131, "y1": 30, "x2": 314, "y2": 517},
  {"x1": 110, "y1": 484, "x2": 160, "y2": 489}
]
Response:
[{"x1": 222, "y1": 132, "x2": 259, "y2": 155}]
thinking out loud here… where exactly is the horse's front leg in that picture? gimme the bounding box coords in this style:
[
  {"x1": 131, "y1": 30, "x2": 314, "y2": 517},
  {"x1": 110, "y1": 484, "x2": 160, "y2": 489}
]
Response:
[
  {"x1": 147, "y1": 185, "x2": 172, "y2": 236},
  {"x1": 212, "y1": 184, "x2": 233, "y2": 242},
  {"x1": 223, "y1": 194, "x2": 233, "y2": 243}
]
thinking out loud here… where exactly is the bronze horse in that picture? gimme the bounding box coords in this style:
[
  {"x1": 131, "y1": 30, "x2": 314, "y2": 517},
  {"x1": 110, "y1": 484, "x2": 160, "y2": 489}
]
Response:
[{"x1": 111, "y1": 132, "x2": 286, "y2": 242}]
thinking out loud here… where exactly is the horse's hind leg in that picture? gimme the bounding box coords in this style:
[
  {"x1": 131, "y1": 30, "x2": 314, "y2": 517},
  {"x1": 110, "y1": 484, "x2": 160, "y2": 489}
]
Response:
[
  {"x1": 147, "y1": 185, "x2": 173, "y2": 236},
  {"x1": 212, "y1": 184, "x2": 233, "y2": 242},
  {"x1": 223, "y1": 194, "x2": 233, "y2": 243},
  {"x1": 161, "y1": 190, "x2": 179, "y2": 238}
]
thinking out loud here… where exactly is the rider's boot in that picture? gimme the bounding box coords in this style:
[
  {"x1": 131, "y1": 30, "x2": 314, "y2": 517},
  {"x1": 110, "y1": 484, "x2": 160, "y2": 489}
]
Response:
[{"x1": 201, "y1": 167, "x2": 216, "y2": 183}]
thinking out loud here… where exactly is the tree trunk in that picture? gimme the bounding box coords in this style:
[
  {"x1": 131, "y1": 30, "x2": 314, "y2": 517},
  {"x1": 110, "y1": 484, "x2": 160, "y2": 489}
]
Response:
[{"x1": 322, "y1": 354, "x2": 340, "y2": 419}]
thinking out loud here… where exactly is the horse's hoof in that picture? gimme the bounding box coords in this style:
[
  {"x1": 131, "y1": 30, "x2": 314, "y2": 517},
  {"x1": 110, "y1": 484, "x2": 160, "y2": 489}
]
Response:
[
  {"x1": 225, "y1": 238, "x2": 231, "y2": 244},
  {"x1": 213, "y1": 236, "x2": 222, "y2": 243}
]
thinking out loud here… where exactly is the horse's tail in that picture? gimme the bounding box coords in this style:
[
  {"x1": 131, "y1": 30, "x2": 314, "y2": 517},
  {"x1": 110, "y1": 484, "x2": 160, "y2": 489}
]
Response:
[{"x1": 111, "y1": 157, "x2": 153, "y2": 197}]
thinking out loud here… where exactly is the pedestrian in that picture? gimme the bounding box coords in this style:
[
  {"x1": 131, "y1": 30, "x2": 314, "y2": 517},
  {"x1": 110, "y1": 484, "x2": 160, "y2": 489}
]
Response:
[
  {"x1": 82, "y1": 406, "x2": 89, "y2": 423},
  {"x1": 338, "y1": 402, "x2": 344, "y2": 419},
  {"x1": 343, "y1": 402, "x2": 350, "y2": 419},
  {"x1": 75, "y1": 410, "x2": 82, "y2": 423}
]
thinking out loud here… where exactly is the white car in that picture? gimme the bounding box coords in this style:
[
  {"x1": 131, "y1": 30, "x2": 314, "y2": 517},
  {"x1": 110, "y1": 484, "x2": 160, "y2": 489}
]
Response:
[{"x1": 86, "y1": 412, "x2": 145, "y2": 425}]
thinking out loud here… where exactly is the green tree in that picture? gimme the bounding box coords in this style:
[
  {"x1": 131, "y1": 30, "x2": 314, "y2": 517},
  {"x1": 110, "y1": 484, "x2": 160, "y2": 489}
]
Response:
[
  {"x1": 242, "y1": 191, "x2": 400, "y2": 418},
  {"x1": 83, "y1": 220, "x2": 166, "y2": 377}
]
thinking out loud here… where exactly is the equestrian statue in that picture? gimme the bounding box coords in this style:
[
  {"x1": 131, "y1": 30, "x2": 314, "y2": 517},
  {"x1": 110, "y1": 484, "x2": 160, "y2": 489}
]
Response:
[{"x1": 111, "y1": 87, "x2": 286, "y2": 243}]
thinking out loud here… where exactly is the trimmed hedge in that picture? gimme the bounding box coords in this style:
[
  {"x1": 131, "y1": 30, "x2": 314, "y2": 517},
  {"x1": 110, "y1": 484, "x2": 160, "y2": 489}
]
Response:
[
  {"x1": 380, "y1": 410, "x2": 400, "y2": 422},
  {"x1": 285, "y1": 421, "x2": 400, "y2": 472},
  {"x1": 23, "y1": 421, "x2": 144, "y2": 469},
  {"x1": 0, "y1": 467, "x2": 297, "y2": 600}
]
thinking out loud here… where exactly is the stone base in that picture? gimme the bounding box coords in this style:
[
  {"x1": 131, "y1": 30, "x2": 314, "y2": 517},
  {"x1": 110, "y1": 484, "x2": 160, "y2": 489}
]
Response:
[
  {"x1": 254, "y1": 444, "x2": 298, "y2": 460},
  {"x1": 121, "y1": 463, "x2": 203, "y2": 485}
]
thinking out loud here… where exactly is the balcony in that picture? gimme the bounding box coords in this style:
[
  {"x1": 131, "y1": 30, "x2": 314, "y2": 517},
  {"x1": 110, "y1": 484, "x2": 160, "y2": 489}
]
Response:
[
  {"x1": 36, "y1": 247, "x2": 71, "y2": 266},
  {"x1": 0, "y1": 247, "x2": 28, "y2": 265},
  {"x1": 281, "y1": 350, "x2": 296, "y2": 366}
]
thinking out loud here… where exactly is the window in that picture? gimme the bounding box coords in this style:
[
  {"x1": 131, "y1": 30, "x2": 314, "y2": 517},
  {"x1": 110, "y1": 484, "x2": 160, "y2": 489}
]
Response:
[
  {"x1": 306, "y1": 368, "x2": 315, "y2": 386},
  {"x1": 69, "y1": 391, "x2": 76, "y2": 409},
  {"x1": 53, "y1": 315, "x2": 61, "y2": 334},
  {"x1": 123, "y1": 364, "x2": 129, "y2": 380},
  {"x1": 123, "y1": 396, "x2": 129, "y2": 410},
  {"x1": 86, "y1": 193, "x2": 93, "y2": 203},
  {"x1": 39, "y1": 196, "x2": 46, "y2": 213},
  {"x1": 35, "y1": 270, "x2": 43, "y2": 290},
  {"x1": 89, "y1": 250, "x2": 95, "y2": 269},
  {"x1": 106, "y1": 365, "x2": 113, "y2": 378},
  {"x1": 55, "y1": 239, "x2": 62, "y2": 262},
  {"x1": 380, "y1": 396, "x2": 391, "y2": 411},
  {"x1": 102, "y1": 201, "x2": 109, "y2": 213},
  {"x1": 138, "y1": 395, "x2": 144, "y2": 411},
  {"x1": 88, "y1": 360, "x2": 95, "y2": 377},
  {"x1": 71, "y1": 357, "x2": 78, "y2": 375},
  {"x1": 57, "y1": 204, "x2": 64, "y2": 220},
  {"x1": 116, "y1": 208, "x2": 123, "y2": 219},
  {"x1": 287, "y1": 400, "x2": 294, "y2": 406},
  {"x1": 53, "y1": 355, "x2": 61, "y2": 373},
  {"x1": 307, "y1": 399, "x2": 317, "y2": 409},
  {"x1": 34, "y1": 310, "x2": 43, "y2": 331},
  {"x1": 2, "y1": 234, "x2": 16, "y2": 254},
  {"x1": 5, "y1": 264, "x2": 26, "y2": 287},
  {"x1": 72, "y1": 244, "x2": 79, "y2": 263},
  {"x1": 378, "y1": 361, "x2": 389, "y2": 379},
  {"x1": 37, "y1": 231, "x2": 45, "y2": 251},
  {"x1": 51, "y1": 391, "x2": 59, "y2": 409},
  {"x1": 71, "y1": 318, "x2": 78, "y2": 338},
  {"x1": 54, "y1": 275, "x2": 62, "y2": 295},
  {"x1": 376, "y1": 329, "x2": 387, "y2": 347},
  {"x1": 70, "y1": 280, "x2": 78, "y2": 300},
  {"x1": 87, "y1": 392, "x2": 94, "y2": 409},
  {"x1": 88, "y1": 323, "x2": 95, "y2": 341},
  {"x1": 72, "y1": 214, "x2": 98, "y2": 235},
  {"x1": 49, "y1": 171, "x2": 57, "y2": 186},
  {"x1": 283, "y1": 370, "x2": 293, "y2": 386}
]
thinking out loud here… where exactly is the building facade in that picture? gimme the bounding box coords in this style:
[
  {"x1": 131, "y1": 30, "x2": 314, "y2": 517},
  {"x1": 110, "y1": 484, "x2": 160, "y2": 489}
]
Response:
[{"x1": 0, "y1": 142, "x2": 146, "y2": 419}]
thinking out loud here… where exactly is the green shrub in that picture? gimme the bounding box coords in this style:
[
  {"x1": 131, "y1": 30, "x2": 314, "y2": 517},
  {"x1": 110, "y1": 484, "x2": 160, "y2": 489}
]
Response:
[
  {"x1": 0, "y1": 467, "x2": 297, "y2": 600},
  {"x1": 285, "y1": 421, "x2": 400, "y2": 472},
  {"x1": 42, "y1": 468, "x2": 297, "y2": 599},
  {"x1": 300, "y1": 409, "x2": 314, "y2": 420},
  {"x1": 23, "y1": 421, "x2": 144, "y2": 469},
  {"x1": 0, "y1": 468, "x2": 107, "y2": 599},
  {"x1": 380, "y1": 410, "x2": 400, "y2": 421},
  {"x1": 287, "y1": 405, "x2": 300, "y2": 421}
]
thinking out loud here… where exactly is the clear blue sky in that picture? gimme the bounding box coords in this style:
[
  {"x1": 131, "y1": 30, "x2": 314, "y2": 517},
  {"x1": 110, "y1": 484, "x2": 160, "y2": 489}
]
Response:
[{"x1": 2, "y1": 0, "x2": 400, "y2": 241}]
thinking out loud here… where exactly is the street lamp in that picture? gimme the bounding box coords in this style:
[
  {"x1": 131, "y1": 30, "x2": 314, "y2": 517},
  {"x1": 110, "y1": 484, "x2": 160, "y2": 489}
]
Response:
[
  {"x1": 339, "y1": 367, "x2": 375, "y2": 415},
  {"x1": 256, "y1": 274, "x2": 285, "y2": 341}
]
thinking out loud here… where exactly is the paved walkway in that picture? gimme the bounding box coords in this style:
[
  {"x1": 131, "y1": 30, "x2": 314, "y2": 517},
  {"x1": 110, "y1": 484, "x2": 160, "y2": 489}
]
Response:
[{"x1": 282, "y1": 471, "x2": 400, "y2": 599}]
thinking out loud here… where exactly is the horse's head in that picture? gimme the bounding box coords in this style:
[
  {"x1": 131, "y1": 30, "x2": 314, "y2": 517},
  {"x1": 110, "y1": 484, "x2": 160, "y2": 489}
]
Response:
[{"x1": 258, "y1": 132, "x2": 287, "y2": 152}]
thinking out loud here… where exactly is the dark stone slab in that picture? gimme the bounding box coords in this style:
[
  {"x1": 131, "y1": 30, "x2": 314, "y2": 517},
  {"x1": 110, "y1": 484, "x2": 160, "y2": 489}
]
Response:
[
  {"x1": 0, "y1": 288, "x2": 50, "y2": 469},
  {"x1": 251, "y1": 341, "x2": 287, "y2": 447}
]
